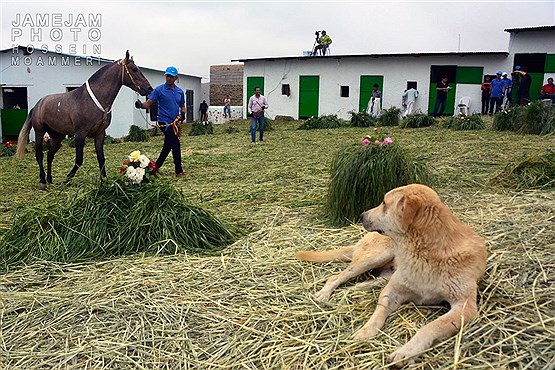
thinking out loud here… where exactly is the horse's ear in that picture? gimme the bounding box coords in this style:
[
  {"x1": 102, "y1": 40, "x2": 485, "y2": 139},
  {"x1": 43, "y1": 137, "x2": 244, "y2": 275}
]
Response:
[{"x1": 125, "y1": 50, "x2": 130, "y2": 62}]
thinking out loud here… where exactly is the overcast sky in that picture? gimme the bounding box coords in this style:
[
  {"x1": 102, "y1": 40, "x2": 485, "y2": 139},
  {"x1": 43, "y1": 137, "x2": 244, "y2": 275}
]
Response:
[{"x1": 1, "y1": 1, "x2": 554, "y2": 81}]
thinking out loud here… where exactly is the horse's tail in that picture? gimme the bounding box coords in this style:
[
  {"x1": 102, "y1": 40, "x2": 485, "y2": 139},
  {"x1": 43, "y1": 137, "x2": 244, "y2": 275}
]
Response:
[{"x1": 16, "y1": 109, "x2": 33, "y2": 159}]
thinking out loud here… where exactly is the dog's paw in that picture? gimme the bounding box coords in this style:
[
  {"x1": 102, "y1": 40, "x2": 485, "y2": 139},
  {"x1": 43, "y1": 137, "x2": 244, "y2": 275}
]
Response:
[
  {"x1": 313, "y1": 290, "x2": 331, "y2": 302},
  {"x1": 388, "y1": 348, "x2": 417, "y2": 368},
  {"x1": 351, "y1": 326, "x2": 379, "y2": 340}
]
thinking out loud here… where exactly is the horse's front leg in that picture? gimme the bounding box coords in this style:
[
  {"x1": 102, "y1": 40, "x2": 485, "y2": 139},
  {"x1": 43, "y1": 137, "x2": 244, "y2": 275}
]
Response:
[
  {"x1": 34, "y1": 134, "x2": 47, "y2": 189},
  {"x1": 94, "y1": 134, "x2": 107, "y2": 178},
  {"x1": 66, "y1": 135, "x2": 86, "y2": 180},
  {"x1": 46, "y1": 135, "x2": 64, "y2": 184}
]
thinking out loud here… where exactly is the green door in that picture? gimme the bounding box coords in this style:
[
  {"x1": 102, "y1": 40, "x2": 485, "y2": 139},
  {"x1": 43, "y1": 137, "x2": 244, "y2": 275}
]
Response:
[
  {"x1": 359, "y1": 75, "x2": 384, "y2": 113},
  {"x1": 246, "y1": 77, "x2": 264, "y2": 117},
  {"x1": 1, "y1": 109, "x2": 28, "y2": 138},
  {"x1": 299, "y1": 76, "x2": 319, "y2": 119},
  {"x1": 428, "y1": 66, "x2": 457, "y2": 115},
  {"x1": 528, "y1": 73, "x2": 544, "y2": 101}
]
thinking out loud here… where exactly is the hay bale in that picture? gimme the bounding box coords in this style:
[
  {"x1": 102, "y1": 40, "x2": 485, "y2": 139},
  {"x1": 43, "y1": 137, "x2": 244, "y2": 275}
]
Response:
[
  {"x1": 327, "y1": 140, "x2": 433, "y2": 226},
  {"x1": 0, "y1": 179, "x2": 239, "y2": 267},
  {"x1": 492, "y1": 105, "x2": 526, "y2": 131}
]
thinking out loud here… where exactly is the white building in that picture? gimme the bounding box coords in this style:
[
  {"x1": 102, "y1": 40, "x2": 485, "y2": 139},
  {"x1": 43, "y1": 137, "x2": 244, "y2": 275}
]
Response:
[
  {"x1": 234, "y1": 25, "x2": 555, "y2": 120},
  {"x1": 0, "y1": 48, "x2": 202, "y2": 140}
]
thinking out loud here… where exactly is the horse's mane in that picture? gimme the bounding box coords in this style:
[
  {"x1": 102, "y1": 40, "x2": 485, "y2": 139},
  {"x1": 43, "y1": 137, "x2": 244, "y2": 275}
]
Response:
[{"x1": 87, "y1": 60, "x2": 120, "y2": 85}]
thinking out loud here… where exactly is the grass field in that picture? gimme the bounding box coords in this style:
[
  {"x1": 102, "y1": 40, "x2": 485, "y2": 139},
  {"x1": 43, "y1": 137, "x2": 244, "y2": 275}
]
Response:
[{"x1": 0, "y1": 118, "x2": 554, "y2": 369}]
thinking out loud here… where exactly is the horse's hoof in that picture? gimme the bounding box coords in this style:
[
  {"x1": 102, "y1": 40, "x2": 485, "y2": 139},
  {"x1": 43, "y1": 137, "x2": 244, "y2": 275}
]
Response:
[{"x1": 38, "y1": 183, "x2": 48, "y2": 190}]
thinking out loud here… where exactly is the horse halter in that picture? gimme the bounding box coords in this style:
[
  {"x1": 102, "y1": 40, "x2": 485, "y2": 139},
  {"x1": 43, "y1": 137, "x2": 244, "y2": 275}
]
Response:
[{"x1": 120, "y1": 59, "x2": 142, "y2": 93}]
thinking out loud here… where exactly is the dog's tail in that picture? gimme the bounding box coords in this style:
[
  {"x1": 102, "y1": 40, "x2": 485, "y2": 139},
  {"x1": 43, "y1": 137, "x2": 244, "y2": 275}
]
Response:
[{"x1": 296, "y1": 246, "x2": 354, "y2": 263}]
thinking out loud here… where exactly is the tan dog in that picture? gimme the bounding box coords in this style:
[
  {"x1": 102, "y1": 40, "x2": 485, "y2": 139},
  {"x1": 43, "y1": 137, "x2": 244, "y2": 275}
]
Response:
[{"x1": 297, "y1": 184, "x2": 487, "y2": 367}]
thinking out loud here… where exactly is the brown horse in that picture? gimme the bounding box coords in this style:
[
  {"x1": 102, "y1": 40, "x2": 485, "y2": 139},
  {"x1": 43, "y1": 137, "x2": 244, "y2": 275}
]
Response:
[{"x1": 16, "y1": 50, "x2": 153, "y2": 189}]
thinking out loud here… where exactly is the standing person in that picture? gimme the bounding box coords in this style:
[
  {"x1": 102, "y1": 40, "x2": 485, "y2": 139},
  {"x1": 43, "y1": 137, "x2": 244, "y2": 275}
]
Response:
[
  {"x1": 367, "y1": 84, "x2": 382, "y2": 117},
  {"x1": 515, "y1": 66, "x2": 532, "y2": 105},
  {"x1": 199, "y1": 100, "x2": 209, "y2": 123},
  {"x1": 481, "y1": 75, "x2": 492, "y2": 114},
  {"x1": 135, "y1": 66, "x2": 185, "y2": 178},
  {"x1": 248, "y1": 87, "x2": 268, "y2": 144},
  {"x1": 432, "y1": 75, "x2": 450, "y2": 117},
  {"x1": 223, "y1": 95, "x2": 231, "y2": 118},
  {"x1": 489, "y1": 71, "x2": 504, "y2": 115},
  {"x1": 501, "y1": 72, "x2": 513, "y2": 108},
  {"x1": 402, "y1": 87, "x2": 418, "y2": 118}
]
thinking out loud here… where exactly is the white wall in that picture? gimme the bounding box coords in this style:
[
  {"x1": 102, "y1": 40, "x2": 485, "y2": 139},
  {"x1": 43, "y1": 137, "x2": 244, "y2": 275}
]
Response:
[
  {"x1": 0, "y1": 50, "x2": 202, "y2": 139},
  {"x1": 508, "y1": 30, "x2": 555, "y2": 54},
  {"x1": 243, "y1": 54, "x2": 509, "y2": 120}
]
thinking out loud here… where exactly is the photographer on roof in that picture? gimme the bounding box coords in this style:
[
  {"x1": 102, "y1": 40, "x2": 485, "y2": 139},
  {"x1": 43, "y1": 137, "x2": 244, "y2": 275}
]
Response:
[{"x1": 312, "y1": 30, "x2": 332, "y2": 56}]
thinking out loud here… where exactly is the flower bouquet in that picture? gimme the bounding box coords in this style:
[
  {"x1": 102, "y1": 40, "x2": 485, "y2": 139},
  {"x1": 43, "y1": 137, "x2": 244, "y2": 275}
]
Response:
[
  {"x1": 361, "y1": 127, "x2": 393, "y2": 146},
  {"x1": 1, "y1": 141, "x2": 15, "y2": 157},
  {"x1": 119, "y1": 150, "x2": 157, "y2": 185}
]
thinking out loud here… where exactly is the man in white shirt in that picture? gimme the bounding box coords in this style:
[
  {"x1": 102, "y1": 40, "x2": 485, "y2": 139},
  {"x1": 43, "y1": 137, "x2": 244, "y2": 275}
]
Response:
[{"x1": 402, "y1": 88, "x2": 419, "y2": 117}]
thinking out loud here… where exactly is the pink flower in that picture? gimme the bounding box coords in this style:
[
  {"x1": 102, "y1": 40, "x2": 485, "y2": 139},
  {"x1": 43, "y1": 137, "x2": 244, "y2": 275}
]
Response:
[
  {"x1": 374, "y1": 140, "x2": 381, "y2": 145},
  {"x1": 383, "y1": 137, "x2": 393, "y2": 145},
  {"x1": 361, "y1": 138, "x2": 370, "y2": 146},
  {"x1": 373, "y1": 127, "x2": 378, "y2": 131}
]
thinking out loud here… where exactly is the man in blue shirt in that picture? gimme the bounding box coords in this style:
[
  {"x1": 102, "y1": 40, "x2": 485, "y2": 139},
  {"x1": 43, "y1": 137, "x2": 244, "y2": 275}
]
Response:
[
  {"x1": 489, "y1": 71, "x2": 504, "y2": 115},
  {"x1": 501, "y1": 72, "x2": 513, "y2": 108},
  {"x1": 136, "y1": 66, "x2": 186, "y2": 177}
]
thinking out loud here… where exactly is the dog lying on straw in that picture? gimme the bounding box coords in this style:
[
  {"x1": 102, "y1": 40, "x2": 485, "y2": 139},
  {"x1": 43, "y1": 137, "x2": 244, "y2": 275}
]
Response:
[{"x1": 297, "y1": 184, "x2": 487, "y2": 367}]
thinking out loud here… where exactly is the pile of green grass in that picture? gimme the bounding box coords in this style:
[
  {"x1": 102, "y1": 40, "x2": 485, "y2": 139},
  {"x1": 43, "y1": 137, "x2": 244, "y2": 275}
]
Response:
[
  {"x1": 349, "y1": 111, "x2": 376, "y2": 127},
  {"x1": 519, "y1": 101, "x2": 554, "y2": 135},
  {"x1": 0, "y1": 179, "x2": 239, "y2": 267},
  {"x1": 327, "y1": 142, "x2": 433, "y2": 225},
  {"x1": 492, "y1": 105, "x2": 525, "y2": 131},
  {"x1": 189, "y1": 121, "x2": 214, "y2": 136},
  {"x1": 493, "y1": 102, "x2": 555, "y2": 135},
  {"x1": 489, "y1": 149, "x2": 555, "y2": 189},
  {"x1": 378, "y1": 106, "x2": 401, "y2": 126},
  {"x1": 443, "y1": 114, "x2": 485, "y2": 131},
  {"x1": 298, "y1": 114, "x2": 346, "y2": 130},
  {"x1": 224, "y1": 126, "x2": 240, "y2": 134},
  {"x1": 125, "y1": 124, "x2": 151, "y2": 142},
  {"x1": 273, "y1": 115, "x2": 295, "y2": 121},
  {"x1": 400, "y1": 113, "x2": 437, "y2": 128}
]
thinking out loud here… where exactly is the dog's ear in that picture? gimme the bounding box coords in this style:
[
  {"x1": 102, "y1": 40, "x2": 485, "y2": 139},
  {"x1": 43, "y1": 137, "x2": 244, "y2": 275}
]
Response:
[{"x1": 398, "y1": 193, "x2": 422, "y2": 231}]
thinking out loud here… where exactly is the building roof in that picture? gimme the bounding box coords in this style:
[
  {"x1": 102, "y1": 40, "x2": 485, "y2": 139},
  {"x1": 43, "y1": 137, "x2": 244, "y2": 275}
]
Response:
[
  {"x1": 232, "y1": 51, "x2": 508, "y2": 63},
  {"x1": 504, "y1": 25, "x2": 555, "y2": 33},
  {"x1": 0, "y1": 47, "x2": 202, "y2": 79}
]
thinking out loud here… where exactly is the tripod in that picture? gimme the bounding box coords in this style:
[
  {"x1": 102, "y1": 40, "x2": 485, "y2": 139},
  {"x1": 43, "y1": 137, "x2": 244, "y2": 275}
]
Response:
[{"x1": 311, "y1": 35, "x2": 319, "y2": 56}]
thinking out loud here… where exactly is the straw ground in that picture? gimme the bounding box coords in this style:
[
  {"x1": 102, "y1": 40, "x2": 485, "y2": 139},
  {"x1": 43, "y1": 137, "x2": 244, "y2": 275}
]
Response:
[{"x1": 0, "y1": 118, "x2": 554, "y2": 369}]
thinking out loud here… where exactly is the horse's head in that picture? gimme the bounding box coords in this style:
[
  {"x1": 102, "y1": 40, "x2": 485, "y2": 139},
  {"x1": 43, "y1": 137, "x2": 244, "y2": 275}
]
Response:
[{"x1": 121, "y1": 50, "x2": 153, "y2": 96}]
